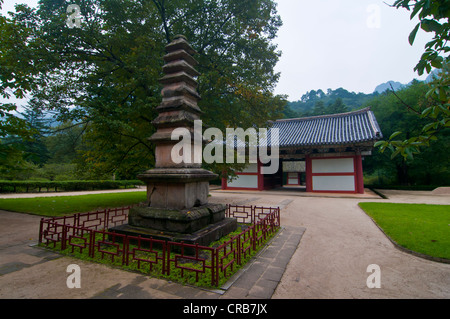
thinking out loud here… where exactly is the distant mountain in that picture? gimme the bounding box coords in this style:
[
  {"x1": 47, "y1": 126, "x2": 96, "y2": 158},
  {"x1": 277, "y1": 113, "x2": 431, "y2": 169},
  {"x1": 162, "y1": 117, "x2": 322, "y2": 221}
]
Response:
[
  {"x1": 425, "y1": 69, "x2": 442, "y2": 83},
  {"x1": 374, "y1": 69, "x2": 442, "y2": 93},
  {"x1": 373, "y1": 81, "x2": 405, "y2": 94}
]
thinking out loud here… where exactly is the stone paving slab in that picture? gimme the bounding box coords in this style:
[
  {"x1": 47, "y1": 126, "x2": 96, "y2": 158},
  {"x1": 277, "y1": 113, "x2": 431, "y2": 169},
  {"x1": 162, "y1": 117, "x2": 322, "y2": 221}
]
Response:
[
  {"x1": 221, "y1": 226, "x2": 305, "y2": 299},
  {"x1": 0, "y1": 208, "x2": 304, "y2": 299}
]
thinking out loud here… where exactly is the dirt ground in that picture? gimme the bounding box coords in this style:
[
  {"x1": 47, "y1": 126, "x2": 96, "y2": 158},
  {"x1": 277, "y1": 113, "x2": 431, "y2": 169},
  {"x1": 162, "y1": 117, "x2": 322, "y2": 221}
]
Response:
[
  {"x1": 0, "y1": 187, "x2": 449, "y2": 299},
  {"x1": 209, "y1": 188, "x2": 450, "y2": 299}
]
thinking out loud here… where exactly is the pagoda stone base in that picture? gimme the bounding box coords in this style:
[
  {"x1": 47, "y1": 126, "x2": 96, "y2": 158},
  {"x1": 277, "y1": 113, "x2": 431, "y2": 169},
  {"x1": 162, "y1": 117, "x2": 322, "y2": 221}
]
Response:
[
  {"x1": 109, "y1": 203, "x2": 237, "y2": 248},
  {"x1": 138, "y1": 168, "x2": 218, "y2": 210}
]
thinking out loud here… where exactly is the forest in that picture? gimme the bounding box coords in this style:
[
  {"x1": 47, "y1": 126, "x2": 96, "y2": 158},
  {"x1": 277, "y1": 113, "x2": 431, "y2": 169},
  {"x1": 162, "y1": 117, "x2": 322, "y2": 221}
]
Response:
[
  {"x1": 1, "y1": 0, "x2": 448, "y2": 189},
  {"x1": 0, "y1": 0, "x2": 286, "y2": 183},
  {"x1": 284, "y1": 87, "x2": 379, "y2": 118}
]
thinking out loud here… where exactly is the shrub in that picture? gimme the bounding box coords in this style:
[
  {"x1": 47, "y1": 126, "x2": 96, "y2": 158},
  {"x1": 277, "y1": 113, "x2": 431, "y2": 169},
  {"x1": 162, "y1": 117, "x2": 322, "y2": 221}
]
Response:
[{"x1": 0, "y1": 180, "x2": 144, "y2": 193}]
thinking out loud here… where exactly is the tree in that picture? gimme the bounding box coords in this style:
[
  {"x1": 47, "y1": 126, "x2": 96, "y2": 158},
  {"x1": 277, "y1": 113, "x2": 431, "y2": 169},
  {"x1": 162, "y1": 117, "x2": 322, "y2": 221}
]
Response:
[
  {"x1": 328, "y1": 97, "x2": 348, "y2": 114},
  {"x1": 312, "y1": 101, "x2": 326, "y2": 116},
  {"x1": 281, "y1": 104, "x2": 299, "y2": 119},
  {"x1": 44, "y1": 121, "x2": 84, "y2": 165},
  {"x1": 363, "y1": 80, "x2": 449, "y2": 186},
  {"x1": 16, "y1": 100, "x2": 52, "y2": 165},
  {"x1": 0, "y1": 0, "x2": 285, "y2": 178},
  {"x1": 376, "y1": 0, "x2": 449, "y2": 160}
]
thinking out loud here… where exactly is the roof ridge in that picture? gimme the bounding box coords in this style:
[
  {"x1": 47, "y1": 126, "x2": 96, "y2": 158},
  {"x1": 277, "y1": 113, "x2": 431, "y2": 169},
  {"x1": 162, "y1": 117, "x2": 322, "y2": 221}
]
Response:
[{"x1": 272, "y1": 106, "x2": 372, "y2": 123}]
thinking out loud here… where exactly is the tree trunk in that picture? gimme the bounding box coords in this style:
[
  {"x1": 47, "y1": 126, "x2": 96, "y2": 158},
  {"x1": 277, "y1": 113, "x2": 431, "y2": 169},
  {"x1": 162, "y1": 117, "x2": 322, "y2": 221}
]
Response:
[{"x1": 396, "y1": 161, "x2": 409, "y2": 185}]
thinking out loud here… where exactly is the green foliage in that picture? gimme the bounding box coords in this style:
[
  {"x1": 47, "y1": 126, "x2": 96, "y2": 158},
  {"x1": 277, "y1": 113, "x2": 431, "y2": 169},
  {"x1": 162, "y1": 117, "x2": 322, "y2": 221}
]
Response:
[
  {"x1": 44, "y1": 121, "x2": 84, "y2": 165},
  {"x1": 363, "y1": 80, "x2": 450, "y2": 186},
  {"x1": 0, "y1": 5, "x2": 44, "y2": 158},
  {"x1": 0, "y1": 148, "x2": 36, "y2": 180},
  {"x1": 395, "y1": 0, "x2": 450, "y2": 75},
  {"x1": 0, "y1": 0, "x2": 285, "y2": 179},
  {"x1": 377, "y1": 0, "x2": 450, "y2": 159},
  {"x1": 281, "y1": 103, "x2": 299, "y2": 119},
  {"x1": 287, "y1": 88, "x2": 376, "y2": 118},
  {"x1": 0, "y1": 180, "x2": 144, "y2": 195}
]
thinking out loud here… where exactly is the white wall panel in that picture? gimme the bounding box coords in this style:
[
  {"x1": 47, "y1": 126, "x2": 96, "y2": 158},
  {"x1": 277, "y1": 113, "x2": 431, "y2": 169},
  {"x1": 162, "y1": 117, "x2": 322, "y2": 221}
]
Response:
[
  {"x1": 312, "y1": 158, "x2": 354, "y2": 173},
  {"x1": 283, "y1": 161, "x2": 305, "y2": 172},
  {"x1": 241, "y1": 163, "x2": 258, "y2": 173},
  {"x1": 287, "y1": 173, "x2": 299, "y2": 184},
  {"x1": 312, "y1": 175, "x2": 355, "y2": 191},
  {"x1": 228, "y1": 175, "x2": 258, "y2": 188}
]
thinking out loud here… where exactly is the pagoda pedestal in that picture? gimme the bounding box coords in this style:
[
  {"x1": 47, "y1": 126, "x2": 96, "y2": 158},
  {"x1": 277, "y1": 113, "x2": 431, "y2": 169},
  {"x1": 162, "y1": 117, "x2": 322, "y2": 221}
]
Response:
[{"x1": 110, "y1": 36, "x2": 237, "y2": 246}]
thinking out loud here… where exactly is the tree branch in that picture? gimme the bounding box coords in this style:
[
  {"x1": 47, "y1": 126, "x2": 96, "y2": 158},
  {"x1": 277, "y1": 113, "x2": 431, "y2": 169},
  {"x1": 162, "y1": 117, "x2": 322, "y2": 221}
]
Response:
[
  {"x1": 151, "y1": 0, "x2": 171, "y2": 43},
  {"x1": 51, "y1": 120, "x2": 91, "y2": 134},
  {"x1": 112, "y1": 130, "x2": 154, "y2": 153},
  {"x1": 105, "y1": 140, "x2": 141, "y2": 174},
  {"x1": 389, "y1": 82, "x2": 421, "y2": 115}
]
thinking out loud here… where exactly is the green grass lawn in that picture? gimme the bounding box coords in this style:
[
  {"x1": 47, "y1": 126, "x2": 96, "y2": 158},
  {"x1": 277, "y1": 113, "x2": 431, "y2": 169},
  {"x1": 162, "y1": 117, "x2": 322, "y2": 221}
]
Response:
[
  {"x1": 359, "y1": 202, "x2": 450, "y2": 260},
  {"x1": 0, "y1": 191, "x2": 147, "y2": 217}
]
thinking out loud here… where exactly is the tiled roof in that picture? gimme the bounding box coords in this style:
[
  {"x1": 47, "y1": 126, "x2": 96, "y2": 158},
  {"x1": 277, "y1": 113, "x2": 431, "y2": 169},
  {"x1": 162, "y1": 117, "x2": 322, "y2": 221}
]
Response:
[{"x1": 265, "y1": 107, "x2": 382, "y2": 148}]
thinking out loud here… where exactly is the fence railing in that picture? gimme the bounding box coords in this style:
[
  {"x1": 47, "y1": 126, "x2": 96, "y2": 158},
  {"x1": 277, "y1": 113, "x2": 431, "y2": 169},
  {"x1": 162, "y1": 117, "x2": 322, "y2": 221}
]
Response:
[{"x1": 39, "y1": 204, "x2": 280, "y2": 287}]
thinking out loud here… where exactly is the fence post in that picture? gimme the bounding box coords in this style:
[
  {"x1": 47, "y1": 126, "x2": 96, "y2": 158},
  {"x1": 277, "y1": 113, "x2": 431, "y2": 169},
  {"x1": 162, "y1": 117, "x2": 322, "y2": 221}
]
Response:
[
  {"x1": 89, "y1": 231, "x2": 95, "y2": 258},
  {"x1": 38, "y1": 218, "x2": 44, "y2": 244},
  {"x1": 162, "y1": 241, "x2": 167, "y2": 275},
  {"x1": 263, "y1": 218, "x2": 267, "y2": 241},
  {"x1": 104, "y1": 209, "x2": 110, "y2": 230},
  {"x1": 276, "y1": 207, "x2": 279, "y2": 226},
  {"x1": 237, "y1": 235, "x2": 241, "y2": 266},
  {"x1": 251, "y1": 206, "x2": 255, "y2": 224},
  {"x1": 122, "y1": 236, "x2": 128, "y2": 266},
  {"x1": 61, "y1": 224, "x2": 67, "y2": 250},
  {"x1": 215, "y1": 247, "x2": 220, "y2": 286},
  {"x1": 211, "y1": 249, "x2": 215, "y2": 287},
  {"x1": 165, "y1": 244, "x2": 171, "y2": 277},
  {"x1": 252, "y1": 225, "x2": 256, "y2": 251}
]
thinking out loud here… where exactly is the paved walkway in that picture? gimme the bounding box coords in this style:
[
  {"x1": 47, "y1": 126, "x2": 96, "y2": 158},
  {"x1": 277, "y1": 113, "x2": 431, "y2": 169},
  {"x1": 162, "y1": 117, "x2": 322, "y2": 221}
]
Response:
[{"x1": 0, "y1": 187, "x2": 449, "y2": 299}]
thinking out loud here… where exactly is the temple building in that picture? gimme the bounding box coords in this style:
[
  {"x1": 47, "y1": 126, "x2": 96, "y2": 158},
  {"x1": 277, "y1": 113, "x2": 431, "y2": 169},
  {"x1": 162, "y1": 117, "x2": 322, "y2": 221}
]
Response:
[{"x1": 221, "y1": 107, "x2": 383, "y2": 194}]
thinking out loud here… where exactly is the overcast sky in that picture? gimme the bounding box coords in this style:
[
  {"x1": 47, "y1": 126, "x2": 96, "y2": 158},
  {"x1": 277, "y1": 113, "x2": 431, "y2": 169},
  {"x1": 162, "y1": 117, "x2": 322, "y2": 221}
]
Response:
[
  {"x1": 1, "y1": 0, "x2": 432, "y2": 105},
  {"x1": 273, "y1": 0, "x2": 432, "y2": 101}
]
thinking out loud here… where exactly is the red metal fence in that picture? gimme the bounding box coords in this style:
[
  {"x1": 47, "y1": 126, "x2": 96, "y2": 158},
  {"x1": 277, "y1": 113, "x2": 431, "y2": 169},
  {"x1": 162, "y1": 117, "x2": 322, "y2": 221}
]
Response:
[{"x1": 39, "y1": 204, "x2": 280, "y2": 287}]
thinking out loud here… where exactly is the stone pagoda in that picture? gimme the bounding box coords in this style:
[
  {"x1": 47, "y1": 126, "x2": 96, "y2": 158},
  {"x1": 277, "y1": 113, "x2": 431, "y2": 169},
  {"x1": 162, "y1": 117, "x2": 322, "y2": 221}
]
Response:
[{"x1": 111, "y1": 35, "x2": 237, "y2": 246}]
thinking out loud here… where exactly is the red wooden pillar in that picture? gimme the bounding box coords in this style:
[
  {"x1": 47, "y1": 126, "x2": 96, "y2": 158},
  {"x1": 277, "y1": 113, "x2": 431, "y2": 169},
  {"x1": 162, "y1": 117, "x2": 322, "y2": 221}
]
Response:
[
  {"x1": 305, "y1": 155, "x2": 313, "y2": 192},
  {"x1": 257, "y1": 159, "x2": 264, "y2": 191},
  {"x1": 221, "y1": 170, "x2": 227, "y2": 190},
  {"x1": 355, "y1": 155, "x2": 364, "y2": 194}
]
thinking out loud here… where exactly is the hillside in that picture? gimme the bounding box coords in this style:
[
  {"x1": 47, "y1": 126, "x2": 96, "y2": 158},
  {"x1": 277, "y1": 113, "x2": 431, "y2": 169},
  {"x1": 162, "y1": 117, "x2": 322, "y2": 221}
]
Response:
[
  {"x1": 285, "y1": 87, "x2": 378, "y2": 118},
  {"x1": 283, "y1": 79, "x2": 426, "y2": 118}
]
